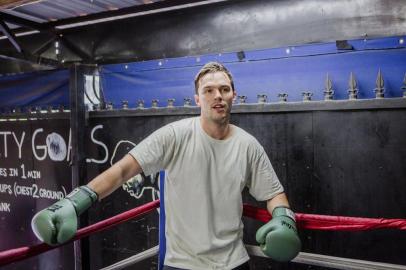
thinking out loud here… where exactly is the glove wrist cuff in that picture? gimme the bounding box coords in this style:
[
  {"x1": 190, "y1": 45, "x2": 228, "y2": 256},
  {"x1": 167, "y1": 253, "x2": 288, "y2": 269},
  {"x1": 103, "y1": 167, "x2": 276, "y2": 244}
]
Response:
[
  {"x1": 66, "y1": 186, "x2": 98, "y2": 215},
  {"x1": 272, "y1": 206, "x2": 296, "y2": 222}
]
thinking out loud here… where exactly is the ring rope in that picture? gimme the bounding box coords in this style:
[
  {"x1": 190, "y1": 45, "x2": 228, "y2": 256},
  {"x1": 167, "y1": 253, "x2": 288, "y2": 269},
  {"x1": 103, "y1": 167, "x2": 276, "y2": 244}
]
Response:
[
  {"x1": 1, "y1": 200, "x2": 406, "y2": 267},
  {"x1": 0, "y1": 200, "x2": 159, "y2": 267},
  {"x1": 243, "y1": 204, "x2": 406, "y2": 231},
  {"x1": 100, "y1": 245, "x2": 159, "y2": 270}
]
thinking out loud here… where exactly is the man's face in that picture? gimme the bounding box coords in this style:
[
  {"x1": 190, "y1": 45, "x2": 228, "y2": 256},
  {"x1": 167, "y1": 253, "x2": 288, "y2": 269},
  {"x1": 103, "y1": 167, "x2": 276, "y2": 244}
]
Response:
[{"x1": 194, "y1": 71, "x2": 236, "y2": 125}]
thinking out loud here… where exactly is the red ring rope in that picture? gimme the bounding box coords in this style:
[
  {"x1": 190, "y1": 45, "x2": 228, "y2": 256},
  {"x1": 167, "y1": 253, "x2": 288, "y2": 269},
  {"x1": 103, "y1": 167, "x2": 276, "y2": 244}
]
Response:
[
  {"x1": 0, "y1": 200, "x2": 159, "y2": 267},
  {"x1": 1, "y1": 200, "x2": 405, "y2": 267},
  {"x1": 243, "y1": 204, "x2": 406, "y2": 230}
]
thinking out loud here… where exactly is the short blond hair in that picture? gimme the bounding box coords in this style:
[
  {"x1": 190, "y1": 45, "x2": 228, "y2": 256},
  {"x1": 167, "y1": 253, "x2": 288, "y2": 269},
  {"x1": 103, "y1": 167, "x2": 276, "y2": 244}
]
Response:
[{"x1": 194, "y1": 62, "x2": 235, "y2": 94}]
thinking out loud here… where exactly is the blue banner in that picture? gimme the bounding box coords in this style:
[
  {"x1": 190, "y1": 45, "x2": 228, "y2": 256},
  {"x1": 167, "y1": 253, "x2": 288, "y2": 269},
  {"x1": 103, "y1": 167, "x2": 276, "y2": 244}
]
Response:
[
  {"x1": 0, "y1": 69, "x2": 69, "y2": 112},
  {"x1": 100, "y1": 36, "x2": 406, "y2": 108}
]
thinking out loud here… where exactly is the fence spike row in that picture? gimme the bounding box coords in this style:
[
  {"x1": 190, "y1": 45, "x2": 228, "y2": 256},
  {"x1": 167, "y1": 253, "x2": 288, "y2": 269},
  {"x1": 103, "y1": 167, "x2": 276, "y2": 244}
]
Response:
[
  {"x1": 277, "y1": 93, "x2": 288, "y2": 102},
  {"x1": 374, "y1": 69, "x2": 385, "y2": 99},
  {"x1": 324, "y1": 73, "x2": 334, "y2": 101},
  {"x1": 348, "y1": 72, "x2": 358, "y2": 100},
  {"x1": 302, "y1": 92, "x2": 313, "y2": 101}
]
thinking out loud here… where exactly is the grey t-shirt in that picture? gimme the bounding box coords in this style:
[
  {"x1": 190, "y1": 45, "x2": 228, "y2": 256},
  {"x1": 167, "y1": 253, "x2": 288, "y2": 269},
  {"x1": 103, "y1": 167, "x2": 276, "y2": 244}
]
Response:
[{"x1": 129, "y1": 117, "x2": 283, "y2": 270}]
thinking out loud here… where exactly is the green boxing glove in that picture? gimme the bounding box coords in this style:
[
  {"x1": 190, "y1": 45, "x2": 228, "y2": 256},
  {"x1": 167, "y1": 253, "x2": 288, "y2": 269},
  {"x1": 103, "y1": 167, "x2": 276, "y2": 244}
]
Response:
[
  {"x1": 256, "y1": 206, "x2": 301, "y2": 262},
  {"x1": 31, "y1": 185, "x2": 98, "y2": 246}
]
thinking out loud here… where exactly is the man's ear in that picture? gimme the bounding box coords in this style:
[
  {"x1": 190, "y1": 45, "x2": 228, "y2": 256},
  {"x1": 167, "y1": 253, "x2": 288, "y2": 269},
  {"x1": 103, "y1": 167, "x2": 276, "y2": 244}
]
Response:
[{"x1": 194, "y1": 94, "x2": 200, "y2": 107}]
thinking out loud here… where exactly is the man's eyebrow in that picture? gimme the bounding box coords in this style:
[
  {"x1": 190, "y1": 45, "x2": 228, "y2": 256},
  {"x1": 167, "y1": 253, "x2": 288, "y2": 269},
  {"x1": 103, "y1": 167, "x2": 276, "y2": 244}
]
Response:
[{"x1": 202, "y1": 84, "x2": 230, "y2": 88}]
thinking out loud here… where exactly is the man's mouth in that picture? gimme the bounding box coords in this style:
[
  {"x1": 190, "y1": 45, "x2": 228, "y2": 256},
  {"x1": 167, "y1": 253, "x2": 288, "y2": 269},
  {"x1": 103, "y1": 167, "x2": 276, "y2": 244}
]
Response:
[{"x1": 212, "y1": 104, "x2": 225, "y2": 109}]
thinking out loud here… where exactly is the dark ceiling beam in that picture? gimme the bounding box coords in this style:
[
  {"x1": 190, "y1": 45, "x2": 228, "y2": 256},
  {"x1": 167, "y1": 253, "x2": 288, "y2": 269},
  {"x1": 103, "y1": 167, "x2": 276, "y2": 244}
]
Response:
[
  {"x1": 44, "y1": 0, "x2": 224, "y2": 30},
  {"x1": 32, "y1": 36, "x2": 57, "y2": 56},
  {"x1": 0, "y1": 11, "x2": 46, "y2": 30},
  {"x1": 0, "y1": 0, "x2": 39, "y2": 9},
  {"x1": 0, "y1": 11, "x2": 63, "y2": 66},
  {"x1": 0, "y1": 19, "x2": 22, "y2": 52},
  {"x1": 0, "y1": 51, "x2": 61, "y2": 67},
  {"x1": 59, "y1": 36, "x2": 92, "y2": 62}
]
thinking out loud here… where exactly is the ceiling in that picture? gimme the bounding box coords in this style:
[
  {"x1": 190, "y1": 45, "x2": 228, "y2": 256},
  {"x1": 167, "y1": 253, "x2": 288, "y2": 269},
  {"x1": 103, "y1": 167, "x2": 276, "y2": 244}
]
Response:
[
  {"x1": 0, "y1": 0, "x2": 166, "y2": 30},
  {"x1": 1, "y1": 0, "x2": 405, "y2": 75},
  {"x1": 0, "y1": 0, "x2": 227, "y2": 73}
]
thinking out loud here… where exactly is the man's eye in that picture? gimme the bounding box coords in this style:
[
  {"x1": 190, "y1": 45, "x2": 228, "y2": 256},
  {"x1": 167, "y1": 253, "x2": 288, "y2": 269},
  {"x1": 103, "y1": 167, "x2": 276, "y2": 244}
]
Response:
[{"x1": 221, "y1": 87, "x2": 231, "y2": 92}]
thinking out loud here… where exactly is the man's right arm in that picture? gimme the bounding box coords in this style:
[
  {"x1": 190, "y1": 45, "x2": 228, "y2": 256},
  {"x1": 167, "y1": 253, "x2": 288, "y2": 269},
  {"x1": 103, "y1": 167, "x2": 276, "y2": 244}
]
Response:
[
  {"x1": 31, "y1": 154, "x2": 143, "y2": 245},
  {"x1": 87, "y1": 154, "x2": 142, "y2": 200}
]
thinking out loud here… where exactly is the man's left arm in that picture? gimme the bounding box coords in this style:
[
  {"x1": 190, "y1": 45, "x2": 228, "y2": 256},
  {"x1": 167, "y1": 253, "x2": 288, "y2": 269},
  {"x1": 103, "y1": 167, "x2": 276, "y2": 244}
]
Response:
[
  {"x1": 256, "y1": 192, "x2": 301, "y2": 262},
  {"x1": 266, "y1": 192, "x2": 290, "y2": 214}
]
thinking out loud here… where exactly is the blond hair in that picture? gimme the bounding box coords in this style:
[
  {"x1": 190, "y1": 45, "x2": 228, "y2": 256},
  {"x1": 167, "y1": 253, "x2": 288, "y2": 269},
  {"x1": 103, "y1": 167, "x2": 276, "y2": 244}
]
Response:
[{"x1": 194, "y1": 62, "x2": 235, "y2": 94}]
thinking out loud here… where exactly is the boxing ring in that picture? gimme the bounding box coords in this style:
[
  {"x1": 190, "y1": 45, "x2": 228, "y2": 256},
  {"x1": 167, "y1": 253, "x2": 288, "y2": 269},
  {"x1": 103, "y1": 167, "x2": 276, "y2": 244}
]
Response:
[
  {"x1": 1, "y1": 199, "x2": 405, "y2": 269},
  {"x1": 1, "y1": 32, "x2": 406, "y2": 269}
]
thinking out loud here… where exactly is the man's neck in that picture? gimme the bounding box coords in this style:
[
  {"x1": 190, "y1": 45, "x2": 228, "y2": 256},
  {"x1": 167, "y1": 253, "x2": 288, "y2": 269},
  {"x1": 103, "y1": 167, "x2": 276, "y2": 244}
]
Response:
[{"x1": 200, "y1": 117, "x2": 232, "y2": 140}]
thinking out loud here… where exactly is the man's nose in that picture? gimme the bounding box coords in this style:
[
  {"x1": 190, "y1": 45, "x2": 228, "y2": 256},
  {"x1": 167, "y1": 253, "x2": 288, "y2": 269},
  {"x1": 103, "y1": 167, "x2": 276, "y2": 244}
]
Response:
[{"x1": 214, "y1": 89, "x2": 223, "y2": 100}]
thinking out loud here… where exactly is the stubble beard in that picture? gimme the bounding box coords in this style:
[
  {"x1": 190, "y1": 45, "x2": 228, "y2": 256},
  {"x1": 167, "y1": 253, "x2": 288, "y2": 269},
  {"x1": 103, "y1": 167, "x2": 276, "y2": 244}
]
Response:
[{"x1": 210, "y1": 106, "x2": 231, "y2": 126}]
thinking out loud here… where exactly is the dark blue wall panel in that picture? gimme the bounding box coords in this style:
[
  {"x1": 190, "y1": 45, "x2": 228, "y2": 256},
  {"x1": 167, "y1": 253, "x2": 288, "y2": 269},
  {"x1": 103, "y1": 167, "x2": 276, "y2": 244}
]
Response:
[
  {"x1": 100, "y1": 36, "x2": 406, "y2": 108},
  {"x1": 0, "y1": 69, "x2": 69, "y2": 111}
]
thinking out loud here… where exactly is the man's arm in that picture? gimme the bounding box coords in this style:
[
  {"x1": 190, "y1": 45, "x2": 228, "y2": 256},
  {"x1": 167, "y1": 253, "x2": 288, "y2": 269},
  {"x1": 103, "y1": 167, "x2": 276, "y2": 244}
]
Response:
[
  {"x1": 31, "y1": 154, "x2": 143, "y2": 245},
  {"x1": 87, "y1": 154, "x2": 142, "y2": 200},
  {"x1": 266, "y1": 192, "x2": 290, "y2": 215}
]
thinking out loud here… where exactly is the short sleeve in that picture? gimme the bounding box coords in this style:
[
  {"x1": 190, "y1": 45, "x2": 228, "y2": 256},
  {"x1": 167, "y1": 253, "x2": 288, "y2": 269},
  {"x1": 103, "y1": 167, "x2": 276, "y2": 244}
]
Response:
[
  {"x1": 129, "y1": 124, "x2": 176, "y2": 175},
  {"x1": 247, "y1": 145, "x2": 284, "y2": 201}
]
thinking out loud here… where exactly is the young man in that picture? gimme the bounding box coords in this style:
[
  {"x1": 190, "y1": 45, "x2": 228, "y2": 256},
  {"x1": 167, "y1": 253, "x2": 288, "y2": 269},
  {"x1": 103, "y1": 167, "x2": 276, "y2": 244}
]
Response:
[{"x1": 32, "y1": 62, "x2": 301, "y2": 270}]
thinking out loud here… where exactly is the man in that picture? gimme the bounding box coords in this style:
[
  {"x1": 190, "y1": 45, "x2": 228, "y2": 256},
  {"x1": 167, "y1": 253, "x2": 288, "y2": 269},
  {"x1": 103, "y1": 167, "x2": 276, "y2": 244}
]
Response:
[{"x1": 32, "y1": 62, "x2": 301, "y2": 270}]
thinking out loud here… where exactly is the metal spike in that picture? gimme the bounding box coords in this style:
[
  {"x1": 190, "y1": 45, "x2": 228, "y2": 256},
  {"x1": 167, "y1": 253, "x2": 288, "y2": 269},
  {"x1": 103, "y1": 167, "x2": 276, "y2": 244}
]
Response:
[
  {"x1": 277, "y1": 93, "x2": 288, "y2": 102},
  {"x1": 349, "y1": 72, "x2": 357, "y2": 90},
  {"x1": 151, "y1": 99, "x2": 159, "y2": 108},
  {"x1": 122, "y1": 100, "x2": 129, "y2": 109},
  {"x1": 324, "y1": 73, "x2": 334, "y2": 101},
  {"x1": 302, "y1": 92, "x2": 313, "y2": 101},
  {"x1": 326, "y1": 74, "x2": 333, "y2": 91},
  {"x1": 137, "y1": 99, "x2": 145, "y2": 109},
  {"x1": 167, "y1": 98, "x2": 175, "y2": 108},
  {"x1": 374, "y1": 69, "x2": 385, "y2": 98},
  {"x1": 238, "y1": 95, "x2": 247, "y2": 104},
  {"x1": 257, "y1": 94, "x2": 267, "y2": 103},
  {"x1": 183, "y1": 98, "x2": 192, "y2": 107},
  {"x1": 348, "y1": 72, "x2": 358, "y2": 100}
]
